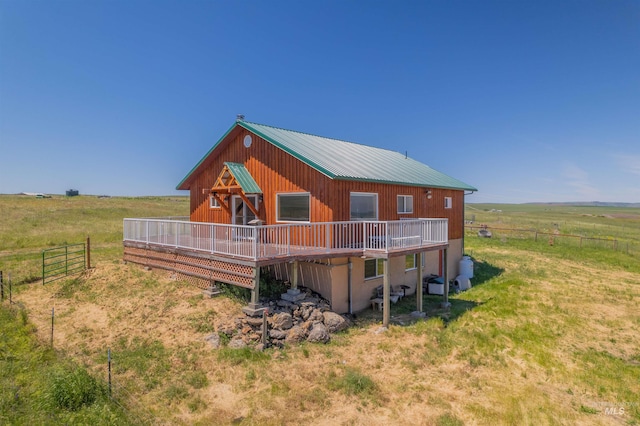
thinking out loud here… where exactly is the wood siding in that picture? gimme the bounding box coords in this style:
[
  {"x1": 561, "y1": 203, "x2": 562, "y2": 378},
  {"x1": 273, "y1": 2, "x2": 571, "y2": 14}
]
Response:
[{"x1": 185, "y1": 128, "x2": 465, "y2": 240}]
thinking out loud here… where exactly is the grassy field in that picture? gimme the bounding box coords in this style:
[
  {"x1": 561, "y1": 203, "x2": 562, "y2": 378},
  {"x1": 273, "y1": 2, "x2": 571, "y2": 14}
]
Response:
[
  {"x1": 0, "y1": 194, "x2": 189, "y2": 284},
  {"x1": 466, "y1": 203, "x2": 640, "y2": 256},
  {"x1": 1, "y1": 195, "x2": 639, "y2": 425}
]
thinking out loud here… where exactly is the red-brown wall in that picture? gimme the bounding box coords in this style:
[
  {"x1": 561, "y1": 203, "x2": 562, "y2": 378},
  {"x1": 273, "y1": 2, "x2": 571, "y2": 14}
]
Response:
[{"x1": 184, "y1": 128, "x2": 465, "y2": 240}]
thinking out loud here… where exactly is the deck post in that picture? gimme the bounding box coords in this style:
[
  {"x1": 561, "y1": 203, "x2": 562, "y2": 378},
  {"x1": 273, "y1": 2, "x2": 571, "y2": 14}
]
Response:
[
  {"x1": 291, "y1": 260, "x2": 299, "y2": 290},
  {"x1": 251, "y1": 266, "x2": 260, "y2": 305},
  {"x1": 382, "y1": 258, "x2": 390, "y2": 328},
  {"x1": 442, "y1": 248, "x2": 451, "y2": 308},
  {"x1": 416, "y1": 252, "x2": 423, "y2": 312},
  {"x1": 281, "y1": 260, "x2": 304, "y2": 302},
  {"x1": 242, "y1": 266, "x2": 264, "y2": 316}
]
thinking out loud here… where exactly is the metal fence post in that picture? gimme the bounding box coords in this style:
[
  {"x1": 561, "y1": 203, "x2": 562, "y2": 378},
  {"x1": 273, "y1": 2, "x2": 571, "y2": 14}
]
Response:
[
  {"x1": 51, "y1": 307, "x2": 54, "y2": 347},
  {"x1": 86, "y1": 236, "x2": 91, "y2": 269},
  {"x1": 108, "y1": 348, "x2": 112, "y2": 397}
]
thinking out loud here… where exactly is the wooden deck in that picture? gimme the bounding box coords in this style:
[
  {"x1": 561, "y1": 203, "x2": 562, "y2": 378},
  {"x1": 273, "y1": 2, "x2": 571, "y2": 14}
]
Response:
[
  {"x1": 123, "y1": 218, "x2": 449, "y2": 291},
  {"x1": 123, "y1": 218, "x2": 449, "y2": 263}
]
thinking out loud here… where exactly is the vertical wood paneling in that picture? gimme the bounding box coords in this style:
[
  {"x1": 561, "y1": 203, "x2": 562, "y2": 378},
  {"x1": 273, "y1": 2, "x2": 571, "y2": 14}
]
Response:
[{"x1": 186, "y1": 129, "x2": 465, "y2": 239}]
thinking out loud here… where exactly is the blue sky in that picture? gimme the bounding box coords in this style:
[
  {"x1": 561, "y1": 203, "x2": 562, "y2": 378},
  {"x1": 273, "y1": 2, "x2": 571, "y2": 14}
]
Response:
[{"x1": 1, "y1": 0, "x2": 638, "y2": 203}]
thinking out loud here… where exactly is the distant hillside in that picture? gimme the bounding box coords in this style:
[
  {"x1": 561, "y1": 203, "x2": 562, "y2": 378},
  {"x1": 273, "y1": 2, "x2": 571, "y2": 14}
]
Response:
[{"x1": 524, "y1": 201, "x2": 640, "y2": 208}]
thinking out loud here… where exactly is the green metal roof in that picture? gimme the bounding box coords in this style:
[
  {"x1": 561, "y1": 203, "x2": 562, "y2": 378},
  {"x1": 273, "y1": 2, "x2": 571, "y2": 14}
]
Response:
[
  {"x1": 177, "y1": 120, "x2": 477, "y2": 192},
  {"x1": 224, "y1": 162, "x2": 262, "y2": 194},
  {"x1": 238, "y1": 121, "x2": 477, "y2": 191}
]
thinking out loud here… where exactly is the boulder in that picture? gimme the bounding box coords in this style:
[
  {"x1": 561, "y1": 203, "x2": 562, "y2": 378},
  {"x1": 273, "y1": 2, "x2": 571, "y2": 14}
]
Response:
[
  {"x1": 247, "y1": 333, "x2": 261, "y2": 342},
  {"x1": 217, "y1": 321, "x2": 237, "y2": 337},
  {"x1": 276, "y1": 300, "x2": 294, "y2": 308},
  {"x1": 307, "y1": 323, "x2": 330, "y2": 344},
  {"x1": 228, "y1": 338, "x2": 247, "y2": 349},
  {"x1": 322, "y1": 311, "x2": 349, "y2": 333},
  {"x1": 270, "y1": 312, "x2": 294, "y2": 330},
  {"x1": 301, "y1": 306, "x2": 312, "y2": 321},
  {"x1": 285, "y1": 325, "x2": 308, "y2": 344},
  {"x1": 308, "y1": 308, "x2": 324, "y2": 323},
  {"x1": 204, "y1": 333, "x2": 221, "y2": 349},
  {"x1": 243, "y1": 317, "x2": 264, "y2": 327},
  {"x1": 269, "y1": 329, "x2": 287, "y2": 340}
]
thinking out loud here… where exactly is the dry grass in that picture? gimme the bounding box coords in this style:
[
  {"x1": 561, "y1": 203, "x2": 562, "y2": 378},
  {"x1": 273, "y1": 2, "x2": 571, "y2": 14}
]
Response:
[
  {"x1": 13, "y1": 243, "x2": 640, "y2": 425},
  {"x1": 4, "y1": 196, "x2": 639, "y2": 424}
]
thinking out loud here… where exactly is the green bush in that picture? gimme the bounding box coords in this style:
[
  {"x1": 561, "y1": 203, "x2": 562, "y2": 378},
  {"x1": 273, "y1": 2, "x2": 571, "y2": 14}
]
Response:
[{"x1": 47, "y1": 367, "x2": 105, "y2": 411}]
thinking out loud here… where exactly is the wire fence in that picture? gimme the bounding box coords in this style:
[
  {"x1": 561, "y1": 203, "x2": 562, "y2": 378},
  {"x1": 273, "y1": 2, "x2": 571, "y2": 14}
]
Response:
[
  {"x1": 0, "y1": 284, "x2": 161, "y2": 425},
  {"x1": 465, "y1": 225, "x2": 639, "y2": 256}
]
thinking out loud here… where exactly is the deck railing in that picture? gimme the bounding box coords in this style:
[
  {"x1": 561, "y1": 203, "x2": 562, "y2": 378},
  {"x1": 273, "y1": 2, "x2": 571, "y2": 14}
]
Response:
[{"x1": 123, "y1": 218, "x2": 448, "y2": 260}]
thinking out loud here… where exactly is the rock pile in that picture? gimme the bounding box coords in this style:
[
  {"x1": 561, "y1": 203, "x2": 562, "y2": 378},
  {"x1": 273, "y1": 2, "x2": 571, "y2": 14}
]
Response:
[{"x1": 210, "y1": 287, "x2": 351, "y2": 348}]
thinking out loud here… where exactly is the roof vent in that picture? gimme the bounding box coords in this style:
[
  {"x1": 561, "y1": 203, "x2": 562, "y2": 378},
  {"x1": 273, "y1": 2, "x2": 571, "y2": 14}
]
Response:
[{"x1": 236, "y1": 114, "x2": 245, "y2": 122}]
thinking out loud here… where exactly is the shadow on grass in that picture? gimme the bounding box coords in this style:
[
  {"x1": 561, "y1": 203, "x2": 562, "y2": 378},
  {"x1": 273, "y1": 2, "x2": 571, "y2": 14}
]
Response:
[
  {"x1": 354, "y1": 294, "x2": 481, "y2": 327},
  {"x1": 467, "y1": 255, "x2": 504, "y2": 286},
  {"x1": 354, "y1": 257, "x2": 503, "y2": 327}
]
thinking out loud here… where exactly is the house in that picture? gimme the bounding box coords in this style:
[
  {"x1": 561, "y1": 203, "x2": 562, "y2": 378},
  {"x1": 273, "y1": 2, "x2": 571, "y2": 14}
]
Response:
[{"x1": 123, "y1": 117, "x2": 476, "y2": 326}]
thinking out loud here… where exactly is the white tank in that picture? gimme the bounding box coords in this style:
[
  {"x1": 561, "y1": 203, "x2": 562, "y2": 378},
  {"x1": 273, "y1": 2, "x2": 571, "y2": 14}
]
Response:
[
  {"x1": 459, "y1": 256, "x2": 474, "y2": 279},
  {"x1": 454, "y1": 275, "x2": 471, "y2": 291}
]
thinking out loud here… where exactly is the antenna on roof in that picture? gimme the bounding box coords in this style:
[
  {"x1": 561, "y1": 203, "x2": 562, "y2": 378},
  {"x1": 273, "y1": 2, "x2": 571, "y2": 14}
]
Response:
[{"x1": 236, "y1": 114, "x2": 245, "y2": 122}]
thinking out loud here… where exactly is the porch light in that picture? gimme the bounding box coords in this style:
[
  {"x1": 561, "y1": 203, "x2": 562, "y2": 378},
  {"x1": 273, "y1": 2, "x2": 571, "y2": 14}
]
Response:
[{"x1": 426, "y1": 190, "x2": 432, "y2": 199}]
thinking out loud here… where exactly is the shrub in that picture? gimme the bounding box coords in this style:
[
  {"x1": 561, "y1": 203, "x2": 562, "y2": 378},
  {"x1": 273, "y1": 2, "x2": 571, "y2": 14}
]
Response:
[{"x1": 47, "y1": 367, "x2": 105, "y2": 411}]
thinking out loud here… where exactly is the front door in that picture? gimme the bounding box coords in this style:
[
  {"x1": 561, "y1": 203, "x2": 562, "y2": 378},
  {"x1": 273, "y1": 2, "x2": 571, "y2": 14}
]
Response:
[{"x1": 232, "y1": 195, "x2": 257, "y2": 225}]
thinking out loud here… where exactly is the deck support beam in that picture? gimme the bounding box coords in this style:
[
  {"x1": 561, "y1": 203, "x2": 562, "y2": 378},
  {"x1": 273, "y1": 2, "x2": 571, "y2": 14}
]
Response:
[
  {"x1": 242, "y1": 266, "x2": 264, "y2": 316},
  {"x1": 382, "y1": 258, "x2": 390, "y2": 328},
  {"x1": 291, "y1": 260, "x2": 299, "y2": 290},
  {"x1": 281, "y1": 260, "x2": 305, "y2": 302},
  {"x1": 441, "y1": 248, "x2": 451, "y2": 309}
]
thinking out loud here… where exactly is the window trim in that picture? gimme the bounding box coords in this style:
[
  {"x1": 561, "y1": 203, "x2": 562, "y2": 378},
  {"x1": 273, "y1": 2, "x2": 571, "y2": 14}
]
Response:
[
  {"x1": 209, "y1": 195, "x2": 221, "y2": 209},
  {"x1": 364, "y1": 258, "x2": 385, "y2": 280},
  {"x1": 276, "y1": 192, "x2": 311, "y2": 223},
  {"x1": 350, "y1": 192, "x2": 379, "y2": 221},
  {"x1": 405, "y1": 254, "x2": 417, "y2": 271},
  {"x1": 444, "y1": 196, "x2": 452, "y2": 209},
  {"x1": 397, "y1": 195, "x2": 414, "y2": 214}
]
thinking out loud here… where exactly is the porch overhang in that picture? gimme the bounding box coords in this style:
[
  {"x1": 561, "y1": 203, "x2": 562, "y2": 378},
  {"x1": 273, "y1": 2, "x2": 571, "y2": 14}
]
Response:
[{"x1": 204, "y1": 162, "x2": 263, "y2": 217}]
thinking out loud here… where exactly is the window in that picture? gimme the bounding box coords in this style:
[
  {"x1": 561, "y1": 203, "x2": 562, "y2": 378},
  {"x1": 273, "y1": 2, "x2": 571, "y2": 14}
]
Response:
[
  {"x1": 397, "y1": 195, "x2": 413, "y2": 214},
  {"x1": 444, "y1": 197, "x2": 452, "y2": 209},
  {"x1": 209, "y1": 195, "x2": 220, "y2": 209},
  {"x1": 350, "y1": 192, "x2": 378, "y2": 220},
  {"x1": 405, "y1": 254, "x2": 417, "y2": 270},
  {"x1": 277, "y1": 193, "x2": 310, "y2": 222},
  {"x1": 364, "y1": 258, "x2": 385, "y2": 279}
]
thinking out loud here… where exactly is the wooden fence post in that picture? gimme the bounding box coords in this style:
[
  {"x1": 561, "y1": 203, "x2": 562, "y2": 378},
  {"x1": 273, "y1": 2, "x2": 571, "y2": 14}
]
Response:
[{"x1": 261, "y1": 308, "x2": 269, "y2": 345}]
